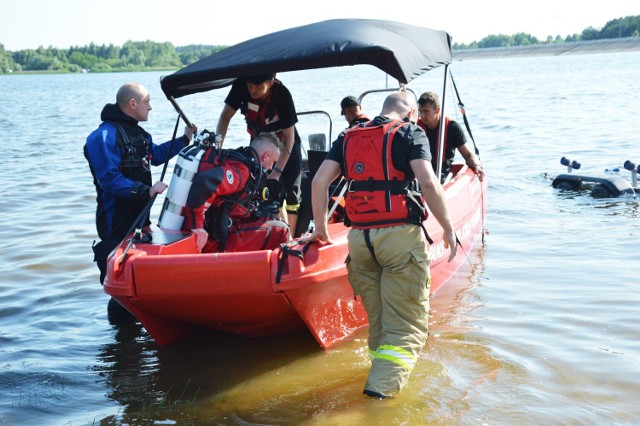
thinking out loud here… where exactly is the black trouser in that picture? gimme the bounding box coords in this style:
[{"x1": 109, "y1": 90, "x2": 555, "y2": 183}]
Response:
[{"x1": 92, "y1": 237, "x2": 120, "y2": 285}]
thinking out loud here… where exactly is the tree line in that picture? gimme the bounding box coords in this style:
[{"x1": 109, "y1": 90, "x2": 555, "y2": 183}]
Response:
[
  {"x1": 453, "y1": 15, "x2": 639, "y2": 49},
  {"x1": 1, "y1": 15, "x2": 638, "y2": 74},
  {"x1": 0, "y1": 40, "x2": 225, "y2": 74}
]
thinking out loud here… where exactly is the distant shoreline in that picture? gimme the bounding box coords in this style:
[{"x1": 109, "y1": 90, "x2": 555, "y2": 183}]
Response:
[
  {"x1": 453, "y1": 37, "x2": 640, "y2": 60},
  {"x1": 4, "y1": 38, "x2": 639, "y2": 76}
]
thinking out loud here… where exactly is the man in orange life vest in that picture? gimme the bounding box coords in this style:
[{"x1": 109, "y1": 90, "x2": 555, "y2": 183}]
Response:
[
  {"x1": 417, "y1": 91, "x2": 484, "y2": 182},
  {"x1": 303, "y1": 91, "x2": 457, "y2": 398},
  {"x1": 215, "y1": 73, "x2": 302, "y2": 236},
  {"x1": 182, "y1": 133, "x2": 289, "y2": 253},
  {"x1": 340, "y1": 95, "x2": 370, "y2": 128}
]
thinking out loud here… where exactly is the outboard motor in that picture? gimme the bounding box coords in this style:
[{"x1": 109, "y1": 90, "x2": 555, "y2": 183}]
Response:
[{"x1": 158, "y1": 130, "x2": 221, "y2": 230}]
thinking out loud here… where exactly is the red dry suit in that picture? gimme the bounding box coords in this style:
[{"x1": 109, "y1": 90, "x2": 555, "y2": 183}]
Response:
[{"x1": 182, "y1": 147, "x2": 288, "y2": 253}]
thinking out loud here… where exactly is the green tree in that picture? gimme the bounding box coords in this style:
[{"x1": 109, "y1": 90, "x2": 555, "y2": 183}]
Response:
[
  {"x1": 512, "y1": 32, "x2": 539, "y2": 46},
  {"x1": 600, "y1": 16, "x2": 640, "y2": 38},
  {"x1": 581, "y1": 26, "x2": 600, "y2": 41},
  {"x1": 12, "y1": 49, "x2": 36, "y2": 66},
  {"x1": 478, "y1": 34, "x2": 514, "y2": 48},
  {"x1": 147, "y1": 41, "x2": 181, "y2": 67},
  {"x1": 91, "y1": 62, "x2": 113, "y2": 72},
  {"x1": 177, "y1": 44, "x2": 225, "y2": 65},
  {"x1": 0, "y1": 43, "x2": 16, "y2": 73},
  {"x1": 68, "y1": 51, "x2": 99, "y2": 69},
  {"x1": 25, "y1": 53, "x2": 54, "y2": 71},
  {"x1": 565, "y1": 33, "x2": 580, "y2": 42}
]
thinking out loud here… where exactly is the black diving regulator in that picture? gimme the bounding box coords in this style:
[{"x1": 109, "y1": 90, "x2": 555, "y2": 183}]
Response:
[{"x1": 193, "y1": 129, "x2": 223, "y2": 148}]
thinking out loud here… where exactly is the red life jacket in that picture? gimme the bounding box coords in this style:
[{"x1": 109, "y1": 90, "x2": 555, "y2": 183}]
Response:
[
  {"x1": 342, "y1": 120, "x2": 426, "y2": 229},
  {"x1": 240, "y1": 82, "x2": 282, "y2": 138}
]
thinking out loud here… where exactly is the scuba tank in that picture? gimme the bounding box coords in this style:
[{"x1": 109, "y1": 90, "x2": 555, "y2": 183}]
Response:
[{"x1": 158, "y1": 130, "x2": 221, "y2": 230}]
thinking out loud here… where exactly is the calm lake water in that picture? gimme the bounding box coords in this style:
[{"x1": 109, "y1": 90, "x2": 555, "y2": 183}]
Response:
[{"x1": 1, "y1": 50, "x2": 639, "y2": 425}]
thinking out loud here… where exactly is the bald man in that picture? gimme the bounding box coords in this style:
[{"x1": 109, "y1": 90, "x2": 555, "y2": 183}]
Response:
[{"x1": 304, "y1": 91, "x2": 456, "y2": 398}]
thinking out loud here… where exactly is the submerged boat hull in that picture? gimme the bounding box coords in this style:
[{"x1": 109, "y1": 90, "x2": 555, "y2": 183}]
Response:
[{"x1": 104, "y1": 166, "x2": 486, "y2": 348}]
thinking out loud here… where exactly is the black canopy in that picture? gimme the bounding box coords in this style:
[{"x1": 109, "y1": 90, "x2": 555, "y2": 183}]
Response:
[{"x1": 161, "y1": 19, "x2": 452, "y2": 99}]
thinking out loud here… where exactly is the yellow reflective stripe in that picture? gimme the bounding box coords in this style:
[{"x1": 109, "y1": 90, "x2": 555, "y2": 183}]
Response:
[
  {"x1": 369, "y1": 348, "x2": 376, "y2": 361},
  {"x1": 373, "y1": 345, "x2": 416, "y2": 370},
  {"x1": 285, "y1": 203, "x2": 300, "y2": 213}
]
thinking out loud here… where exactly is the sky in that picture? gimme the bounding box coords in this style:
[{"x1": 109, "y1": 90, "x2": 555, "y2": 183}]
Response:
[{"x1": 0, "y1": 0, "x2": 637, "y2": 51}]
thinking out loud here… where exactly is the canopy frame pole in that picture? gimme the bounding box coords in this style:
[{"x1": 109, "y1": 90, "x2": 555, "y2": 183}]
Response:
[
  {"x1": 435, "y1": 64, "x2": 450, "y2": 181},
  {"x1": 168, "y1": 96, "x2": 195, "y2": 128},
  {"x1": 118, "y1": 114, "x2": 183, "y2": 266}
]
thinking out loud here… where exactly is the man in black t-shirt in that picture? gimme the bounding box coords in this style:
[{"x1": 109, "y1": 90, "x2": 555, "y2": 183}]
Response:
[
  {"x1": 303, "y1": 92, "x2": 457, "y2": 399},
  {"x1": 216, "y1": 73, "x2": 302, "y2": 235},
  {"x1": 416, "y1": 91, "x2": 484, "y2": 182},
  {"x1": 340, "y1": 95, "x2": 370, "y2": 128}
]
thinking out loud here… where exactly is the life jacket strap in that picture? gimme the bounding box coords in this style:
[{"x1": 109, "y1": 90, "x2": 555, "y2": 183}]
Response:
[
  {"x1": 275, "y1": 242, "x2": 311, "y2": 283},
  {"x1": 347, "y1": 178, "x2": 415, "y2": 194}
]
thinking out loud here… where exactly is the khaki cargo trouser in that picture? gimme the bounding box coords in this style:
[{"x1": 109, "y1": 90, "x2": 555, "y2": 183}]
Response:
[{"x1": 347, "y1": 223, "x2": 431, "y2": 396}]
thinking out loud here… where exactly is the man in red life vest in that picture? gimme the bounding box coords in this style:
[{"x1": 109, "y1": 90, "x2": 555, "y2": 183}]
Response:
[
  {"x1": 417, "y1": 91, "x2": 484, "y2": 182},
  {"x1": 182, "y1": 133, "x2": 289, "y2": 253},
  {"x1": 215, "y1": 73, "x2": 303, "y2": 236},
  {"x1": 340, "y1": 95, "x2": 370, "y2": 128},
  {"x1": 303, "y1": 92, "x2": 457, "y2": 398}
]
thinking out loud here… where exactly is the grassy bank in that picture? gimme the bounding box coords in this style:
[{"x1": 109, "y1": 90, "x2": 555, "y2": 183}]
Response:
[{"x1": 453, "y1": 37, "x2": 640, "y2": 60}]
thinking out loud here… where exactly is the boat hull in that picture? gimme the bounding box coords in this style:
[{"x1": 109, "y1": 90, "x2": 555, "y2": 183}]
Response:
[{"x1": 104, "y1": 166, "x2": 486, "y2": 348}]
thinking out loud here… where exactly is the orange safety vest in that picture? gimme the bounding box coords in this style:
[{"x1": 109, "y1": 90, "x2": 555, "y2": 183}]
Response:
[{"x1": 342, "y1": 120, "x2": 426, "y2": 229}]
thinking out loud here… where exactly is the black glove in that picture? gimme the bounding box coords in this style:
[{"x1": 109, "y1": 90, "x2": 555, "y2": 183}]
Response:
[{"x1": 265, "y1": 179, "x2": 286, "y2": 206}]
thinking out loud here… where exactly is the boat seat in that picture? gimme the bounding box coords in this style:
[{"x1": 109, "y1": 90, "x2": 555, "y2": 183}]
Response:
[
  {"x1": 147, "y1": 231, "x2": 192, "y2": 245},
  {"x1": 308, "y1": 133, "x2": 326, "y2": 151},
  {"x1": 307, "y1": 149, "x2": 328, "y2": 180}
]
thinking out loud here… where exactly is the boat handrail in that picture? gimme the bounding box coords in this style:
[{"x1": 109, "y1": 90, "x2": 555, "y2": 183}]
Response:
[
  {"x1": 298, "y1": 110, "x2": 333, "y2": 143},
  {"x1": 358, "y1": 88, "x2": 418, "y2": 104}
]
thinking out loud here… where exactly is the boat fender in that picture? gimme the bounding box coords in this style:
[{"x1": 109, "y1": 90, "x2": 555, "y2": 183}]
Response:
[{"x1": 158, "y1": 144, "x2": 205, "y2": 230}]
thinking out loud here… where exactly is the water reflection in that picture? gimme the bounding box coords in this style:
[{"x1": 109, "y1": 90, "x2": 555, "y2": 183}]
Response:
[
  {"x1": 554, "y1": 189, "x2": 640, "y2": 218},
  {"x1": 91, "y1": 244, "x2": 491, "y2": 424},
  {"x1": 94, "y1": 322, "x2": 325, "y2": 423},
  {"x1": 93, "y1": 323, "x2": 161, "y2": 421}
]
